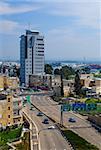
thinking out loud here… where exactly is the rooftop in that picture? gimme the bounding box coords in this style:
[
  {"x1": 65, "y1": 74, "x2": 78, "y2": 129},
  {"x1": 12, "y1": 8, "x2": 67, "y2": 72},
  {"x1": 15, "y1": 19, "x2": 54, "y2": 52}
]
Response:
[{"x1": 26, "y1": 30, "x2": 39, "y2": 35}]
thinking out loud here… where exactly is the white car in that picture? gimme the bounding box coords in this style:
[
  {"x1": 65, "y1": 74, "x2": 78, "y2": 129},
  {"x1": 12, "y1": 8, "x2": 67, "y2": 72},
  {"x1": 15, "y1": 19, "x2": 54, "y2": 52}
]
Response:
[{"x1": 48, "y1": 126, "x2": 55, "y2": 129}]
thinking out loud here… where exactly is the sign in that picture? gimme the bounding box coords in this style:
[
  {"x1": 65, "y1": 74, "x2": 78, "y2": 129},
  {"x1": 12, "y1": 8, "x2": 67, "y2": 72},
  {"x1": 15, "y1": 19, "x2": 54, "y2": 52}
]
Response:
[
  {"x1": 62, "y1": 103, "x2": 99, "y2": 112},
  {"x1": 26, "y1": 95, "x2": 31, "y2": 103}
]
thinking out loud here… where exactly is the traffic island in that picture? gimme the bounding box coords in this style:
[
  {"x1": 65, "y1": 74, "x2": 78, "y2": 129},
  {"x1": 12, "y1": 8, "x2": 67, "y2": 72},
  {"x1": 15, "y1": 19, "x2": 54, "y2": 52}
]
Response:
[
  {"x1": 61, "y1": 129, "x2": 99, "y2": 150},
  {"x1": 15, "y1": 132, "x2": 30, "y2": 150}
]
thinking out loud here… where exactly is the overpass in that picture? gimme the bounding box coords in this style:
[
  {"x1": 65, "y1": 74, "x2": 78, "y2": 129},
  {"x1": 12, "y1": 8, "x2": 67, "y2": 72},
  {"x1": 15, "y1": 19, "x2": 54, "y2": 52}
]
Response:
[{"x1": 22, "y1": 104, "x2": 72, "y2": 150}]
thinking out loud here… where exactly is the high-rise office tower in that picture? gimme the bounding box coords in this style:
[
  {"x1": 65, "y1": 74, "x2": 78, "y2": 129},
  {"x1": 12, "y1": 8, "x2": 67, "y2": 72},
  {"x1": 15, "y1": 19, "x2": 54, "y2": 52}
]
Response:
[{"x1": 20, "y1": 30, "x2": 44, "y2": 86}]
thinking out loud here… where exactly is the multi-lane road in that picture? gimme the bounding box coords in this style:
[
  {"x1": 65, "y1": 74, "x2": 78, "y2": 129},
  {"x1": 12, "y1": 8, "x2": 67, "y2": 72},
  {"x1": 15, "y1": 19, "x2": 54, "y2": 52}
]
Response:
[
  {"x1": 22, "y1": 103, "x2": 72, "y2": 150},
  {"x1": 31, "y1": 95, "x2": 101, "y2": 150}
]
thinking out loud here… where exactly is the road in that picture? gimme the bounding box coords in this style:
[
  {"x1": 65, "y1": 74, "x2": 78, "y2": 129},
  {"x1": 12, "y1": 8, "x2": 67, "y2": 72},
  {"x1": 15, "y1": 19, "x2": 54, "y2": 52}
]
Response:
[
  {"x1": 22, "y1": 103, "x2": 72, "y2": 150},
  {"x1": 31, "y1": 95, "x2": 101, "y2": 150}
]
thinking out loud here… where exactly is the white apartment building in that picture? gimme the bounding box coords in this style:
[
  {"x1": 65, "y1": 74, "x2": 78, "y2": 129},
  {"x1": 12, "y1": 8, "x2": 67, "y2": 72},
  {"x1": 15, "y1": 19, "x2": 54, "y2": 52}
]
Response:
[{"x1": 20, "y1": 30, "x2": 45, "y2": 86}]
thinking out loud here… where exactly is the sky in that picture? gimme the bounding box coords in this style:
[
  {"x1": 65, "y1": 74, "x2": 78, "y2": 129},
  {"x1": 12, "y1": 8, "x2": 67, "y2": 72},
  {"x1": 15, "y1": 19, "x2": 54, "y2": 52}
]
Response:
[{"x1": 0, "y1": 0, "x2": 101, "y2": 61}]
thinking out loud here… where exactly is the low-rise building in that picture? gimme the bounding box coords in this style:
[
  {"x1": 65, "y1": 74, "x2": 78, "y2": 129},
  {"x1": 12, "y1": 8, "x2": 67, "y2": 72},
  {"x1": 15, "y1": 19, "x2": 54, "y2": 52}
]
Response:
[
  {"x1": 0, "y1": 75, "x2": 19, "y2": 90},
  {"x1": 29, "y1": 74, "x2": 52, "y2": 88},
  {"x1": 63, "y1": 79, "x2": 74, "y2": 97},
  {"x1": 6, "y1": 77, "x2": 19, "y2": 89},
  {"x1": 52, "y1": 75, "x2": 61, "y2": 96},
  {"x1": 94, "y1": 78, "x2": 101, "y2": 94},
  {"x1": 80, "y1": 74, "x2": 101, "y2": 95},
  {"x1": 52, "y1": 75, "x2": 61, "y2": 87},
  {"x1": 80, "y1": 74, "x2": 93, "y2": 88}
]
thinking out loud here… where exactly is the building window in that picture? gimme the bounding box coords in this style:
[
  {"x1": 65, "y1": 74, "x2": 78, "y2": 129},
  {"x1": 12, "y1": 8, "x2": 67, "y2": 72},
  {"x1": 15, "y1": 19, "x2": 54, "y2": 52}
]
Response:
[
  {"x1": 38, "y1": 44, "x2": 44, "y2": 46},
  {"x1": 8, "y1": 107, "x2": 10, "y2": 110},
  {"x1": 8, "y1": 115, "x2": 10, "y2": 118},
  {"x1": 37, "y1": 38, "x2": 43, "y2": 41},
  {"x1": 8, "y1": 98, "x2": 10, "y2": 102}
]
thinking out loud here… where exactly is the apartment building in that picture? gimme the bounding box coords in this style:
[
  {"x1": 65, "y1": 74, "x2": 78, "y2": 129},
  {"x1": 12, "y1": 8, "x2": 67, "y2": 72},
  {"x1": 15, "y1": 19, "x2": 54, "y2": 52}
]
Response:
[
  {"x1": 0, "y1": 94, "x2": 13, "y2": 127},
  {"x1": 20, "y1": 30, "x2": 45, "y2": 86},
  {"x1": 0, "y1": 94, "x2": 23, "y2": 128},
  {"x1": 13, "y1": 97, "x2": 23, "y2": 125}
]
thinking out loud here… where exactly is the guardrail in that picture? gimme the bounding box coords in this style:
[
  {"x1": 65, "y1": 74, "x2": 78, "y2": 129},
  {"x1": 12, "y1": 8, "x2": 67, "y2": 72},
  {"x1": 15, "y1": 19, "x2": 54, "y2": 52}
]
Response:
[
  {"x1": 22, "y1": 111, "x2": 39, "y2": 150},
  {"x1": 18, "y1": 90, "x2": 54, "y2": 97}
]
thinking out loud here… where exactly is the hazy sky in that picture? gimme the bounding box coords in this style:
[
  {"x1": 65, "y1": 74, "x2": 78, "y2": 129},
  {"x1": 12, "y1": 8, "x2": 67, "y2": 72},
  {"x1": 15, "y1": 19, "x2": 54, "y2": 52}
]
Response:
[{"x1": 0, "y1": 0, "x2": 100, "y2": 61}]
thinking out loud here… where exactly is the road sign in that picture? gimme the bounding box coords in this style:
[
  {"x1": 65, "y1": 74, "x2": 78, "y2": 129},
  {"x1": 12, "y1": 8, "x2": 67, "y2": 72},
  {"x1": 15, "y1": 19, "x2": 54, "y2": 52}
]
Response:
[
  {"x1": 26, "y1": 95, "x2": 31, "y2": 103},
  {"x1": 62, "y1": 103, "x2": 99, "y2": 112}
]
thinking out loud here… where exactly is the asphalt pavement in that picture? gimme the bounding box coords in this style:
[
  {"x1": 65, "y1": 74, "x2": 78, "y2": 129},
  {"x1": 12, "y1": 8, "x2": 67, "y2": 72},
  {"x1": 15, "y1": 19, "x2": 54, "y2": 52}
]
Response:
[{"x1": 31, "y1": 95, "x2": 101, "y2": 150}]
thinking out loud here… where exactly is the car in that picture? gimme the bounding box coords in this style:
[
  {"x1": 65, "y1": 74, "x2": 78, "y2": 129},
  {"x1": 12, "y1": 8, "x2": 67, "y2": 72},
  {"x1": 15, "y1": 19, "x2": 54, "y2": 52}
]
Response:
[
  {"x1": 68, "y1": 117, "x2": 76, "y2": 123},
  {"x1": 30, "y1": 107, "x2": 32, "y2": 110},
  {"x1": 48, "y1": 126, "x2": 55, "y2": 129},
  {"x1": 42, "y1": 118, "x2": 49, "y2": 124},
  {"x1": 37, "y1": 112, "x2": 43, "y2": 116},
  {"x1": 22, "y1": 128, "x2": 29, "y2": 132}
]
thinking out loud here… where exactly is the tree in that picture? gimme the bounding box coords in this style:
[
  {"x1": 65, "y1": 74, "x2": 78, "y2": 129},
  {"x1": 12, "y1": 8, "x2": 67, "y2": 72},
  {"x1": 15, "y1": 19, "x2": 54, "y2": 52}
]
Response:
[
  {"x1": 74, "y1": 70, "x2": 82, "y2": 96},
  {"x1": 60, "y1": 74, "x2": 64, "y2": 97},
  {"x1": 44, "y1": 64, "x2": 53, "y2": 74},
  {"x1": 60, "y1": 66, "x2": 75, "y2": 80},
  {"x1": 54, "y1": 68, "x2": 61, "y2": 75},
  {"x1": 82, "y1": 67, "x2": 90, "y2": 74}
]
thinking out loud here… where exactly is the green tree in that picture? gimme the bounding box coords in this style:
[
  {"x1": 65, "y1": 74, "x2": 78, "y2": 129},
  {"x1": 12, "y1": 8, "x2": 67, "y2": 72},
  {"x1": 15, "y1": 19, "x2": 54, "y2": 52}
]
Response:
[
  {"x1": 60, "y1": 66, "x2": 75, "y2": 79},
  {"x1": 54, "y1": 68, "x2": 61, "y2": 75},
  {"x1": 60, "y1": 74, "x2": 64, "y2": 97},
  {"x1": 74, "y1": 70, "x2": 82, "y2": 96},
  {"x1": 82, "y1": 67, "x2": 90, "y2": 74},
  {"x1": 44, "y1": 64, "x2": 53, "y2": 74}
]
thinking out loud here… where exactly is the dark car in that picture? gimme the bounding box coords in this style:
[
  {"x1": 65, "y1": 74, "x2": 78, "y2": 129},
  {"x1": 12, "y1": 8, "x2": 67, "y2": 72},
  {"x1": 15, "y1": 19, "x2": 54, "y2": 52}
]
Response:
[
  {"x1": 68, "y1": 117, "x2": 76, "y2": 123},
  {"x1": 42, "y1": 118, "x2": 49, "y2": 124},
  {"x1": 37, "y1": 112, "x2": 43, "y2": 116}
]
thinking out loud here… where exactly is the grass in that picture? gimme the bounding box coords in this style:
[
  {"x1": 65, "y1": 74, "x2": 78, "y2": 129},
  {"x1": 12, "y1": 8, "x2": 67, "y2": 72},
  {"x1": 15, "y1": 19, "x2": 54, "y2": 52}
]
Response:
[
  {"x1": 94, "y1": 74, "x2": 101, "y2": 78},
  {"x1": 79, "y1": 98, "x2": 101, "y2": 115},
  {"x1": 0, "y1": 126, "x2": 22, "y2": 149},
  {"x1": 0, "y1": 145, "x2": 10, "y2": 150},
  {"x1": 85, "y1": 98, "x2": 101, "y2": 104},
  {"x1": 80, "y1": 108, "x2": 101, "y2": 115},
  {"x1": 62, "y1": 130, "x2": 99, "y2": 150}
]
